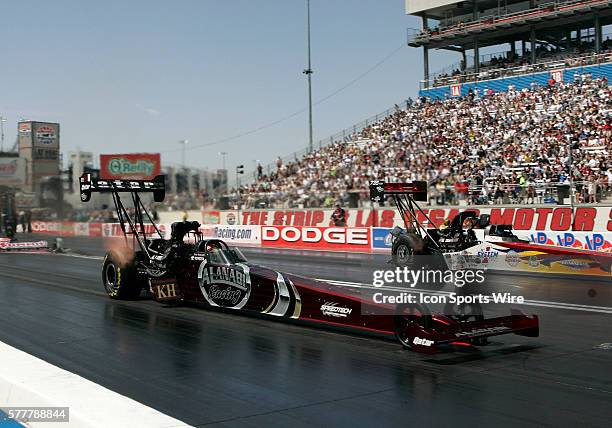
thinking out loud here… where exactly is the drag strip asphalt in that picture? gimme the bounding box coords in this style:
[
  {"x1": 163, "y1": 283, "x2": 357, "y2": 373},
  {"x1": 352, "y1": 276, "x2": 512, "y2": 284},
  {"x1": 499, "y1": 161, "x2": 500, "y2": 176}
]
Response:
[{"x1": 0, "y1": 235, "x2": 611, "y2": 426}]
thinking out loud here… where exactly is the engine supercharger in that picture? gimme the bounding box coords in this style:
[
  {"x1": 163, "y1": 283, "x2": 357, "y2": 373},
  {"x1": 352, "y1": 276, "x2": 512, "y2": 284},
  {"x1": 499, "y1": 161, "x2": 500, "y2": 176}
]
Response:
[{"x1": 261, "y1": 226, "x2": 371, "y2": 252}]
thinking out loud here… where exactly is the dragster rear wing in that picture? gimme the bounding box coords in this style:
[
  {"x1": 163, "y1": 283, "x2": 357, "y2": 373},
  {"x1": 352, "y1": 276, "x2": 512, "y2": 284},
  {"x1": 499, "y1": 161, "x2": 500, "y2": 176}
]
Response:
[
  {"x1": 369, "y1": 180, "x2": 428, "y2": 202},
  {"x1": 79, "y1": 174, "x2": 166, "y2": 203}
]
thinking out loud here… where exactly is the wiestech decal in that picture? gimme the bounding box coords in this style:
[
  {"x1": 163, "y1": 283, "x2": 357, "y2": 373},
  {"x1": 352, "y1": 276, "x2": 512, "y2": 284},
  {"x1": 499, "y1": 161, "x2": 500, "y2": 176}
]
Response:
[{"x1": 320, "y1": 302, "x2": 352, "y2": 318}]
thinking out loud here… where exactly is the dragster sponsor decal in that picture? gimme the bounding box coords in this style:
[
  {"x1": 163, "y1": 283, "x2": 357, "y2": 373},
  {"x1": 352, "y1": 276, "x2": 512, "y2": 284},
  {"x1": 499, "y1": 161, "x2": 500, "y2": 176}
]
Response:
[
  {"x1": 320, "y1": 302, "x2": 353, "y2": 318},
  {"x1": 413, "y1": 337, "x2": 434, "y2": 347},
  {"x1": 151, "y1": 278, "x2": 179, "y2": 302},
  {"x1": 454, "y1": 326, "x2": 511, "y2": 338},
  {"x1": 197, "y1": 261, "x2": 251, "y2": 309}
]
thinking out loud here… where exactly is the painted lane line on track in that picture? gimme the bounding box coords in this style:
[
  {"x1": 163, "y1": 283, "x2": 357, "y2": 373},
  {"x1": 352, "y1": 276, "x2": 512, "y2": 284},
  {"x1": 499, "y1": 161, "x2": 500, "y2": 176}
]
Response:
[
  {"x1": 2, "y1": 252, "x2": 105, "y2": 261},
  {"x1": 42, "y1": 252, "x2": 104, "y2": 261},
  {"x1": 318, "y1": 278, "x2": 612, "y2": 315},
  {"x1": 593, "y1": 343, "x2": 612, "y2": 349},
  {"x1": 0, "y1": 341, "x2": 191, "y2": 428}
]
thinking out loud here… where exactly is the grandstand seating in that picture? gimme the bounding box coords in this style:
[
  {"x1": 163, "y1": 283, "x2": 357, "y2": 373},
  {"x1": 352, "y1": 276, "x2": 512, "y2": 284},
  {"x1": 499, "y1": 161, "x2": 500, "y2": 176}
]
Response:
[
  {"x1": 234, "y1": 76, "x2": 611, "y2": 209},
  {"x1": 422, "y1": 53, "x2": 612, "y2": 98},
  {"x1": 413, "y1": 0, "x2": 611, "y2": 44}
]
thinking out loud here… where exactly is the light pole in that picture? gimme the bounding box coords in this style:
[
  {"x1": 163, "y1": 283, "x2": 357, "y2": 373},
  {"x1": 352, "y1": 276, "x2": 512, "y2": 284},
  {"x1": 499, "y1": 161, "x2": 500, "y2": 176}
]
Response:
[
  {"x1": 179, "y1": 139, "x2": 188, "y2": 170},
  {"x1": 218, "y1": 151, "x2": 228, "y2": 170},
  {"x1": 0, "y1": 117, "x2": 6, "y2": 152},
  {"x1": 303, "y1": 0, "x2": 314, "y2": 153},
  {"x1": 568, "y1": 139, "x2": 577, "y2": 230},
  {"x1": 252, "y1": 159, "x2": 260, "y2": 180}
]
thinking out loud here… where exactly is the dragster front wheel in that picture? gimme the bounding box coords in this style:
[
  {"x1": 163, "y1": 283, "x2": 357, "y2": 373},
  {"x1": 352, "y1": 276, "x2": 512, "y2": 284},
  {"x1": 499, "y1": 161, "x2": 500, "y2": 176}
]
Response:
[
  {"x1": 392, "y1": 234, "x2": 424, "y2": 267},
  {"x1": 102, "y1": 252, "x2": 143, "y2": 300}
]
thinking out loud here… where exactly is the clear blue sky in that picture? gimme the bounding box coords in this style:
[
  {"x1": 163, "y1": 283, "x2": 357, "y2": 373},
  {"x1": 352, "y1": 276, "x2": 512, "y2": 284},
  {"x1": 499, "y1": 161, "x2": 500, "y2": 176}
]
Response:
[{"x1": 0, "y1": 0, "x2": 454, "y2": 175}]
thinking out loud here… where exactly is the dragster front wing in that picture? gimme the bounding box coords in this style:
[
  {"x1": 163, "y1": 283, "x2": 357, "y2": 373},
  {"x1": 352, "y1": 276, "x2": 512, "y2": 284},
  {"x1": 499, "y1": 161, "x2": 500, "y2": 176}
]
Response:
[{"x1": 407, "y1": 310, "x2": 539, "y2": 354}]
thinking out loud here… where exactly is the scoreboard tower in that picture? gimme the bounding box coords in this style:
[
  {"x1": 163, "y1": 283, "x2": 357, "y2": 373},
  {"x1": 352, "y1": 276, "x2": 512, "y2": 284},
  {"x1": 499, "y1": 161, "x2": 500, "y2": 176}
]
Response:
[{"x1": 18, "y1": 121, "x2": 60, "y2": 194}]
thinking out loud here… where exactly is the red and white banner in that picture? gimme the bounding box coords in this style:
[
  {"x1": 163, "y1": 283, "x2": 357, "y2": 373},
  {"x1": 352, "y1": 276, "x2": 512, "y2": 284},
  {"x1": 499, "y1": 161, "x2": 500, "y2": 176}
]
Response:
[
  {"x1": 89, "y1": 222, "x2": 103, "y2": 237},
  {"x1": 450, "y1": 84, "x2": 461, "y2": 97},
  {"x1": 74, "y1": 222, "x2": 90, "y2": 237},
  {"x1": 230, "y1": 207, "x2": 612, "y2": 232},
  {"x1": 551, "y1": 69, "x2": 563, "y2": 82},
  {"x1": 261, "y1": 226, "x2": 371, "y2": 252},
  {"x1": 31, "y1": 221, "x2": 62, "y2": 234}
]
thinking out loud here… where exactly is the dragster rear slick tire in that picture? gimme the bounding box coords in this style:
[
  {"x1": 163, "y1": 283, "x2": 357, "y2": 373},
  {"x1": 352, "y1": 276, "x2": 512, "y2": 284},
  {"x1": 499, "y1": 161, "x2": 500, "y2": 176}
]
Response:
[{"x1": 102, "y1": 251, "x2": 144, "y2": 300}]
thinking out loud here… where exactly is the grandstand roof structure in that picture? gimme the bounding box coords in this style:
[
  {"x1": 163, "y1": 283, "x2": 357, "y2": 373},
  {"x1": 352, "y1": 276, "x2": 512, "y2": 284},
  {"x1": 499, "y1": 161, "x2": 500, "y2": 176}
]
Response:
[{"x1": 405, "y1": 0, "x2": 612, "y2": 91}]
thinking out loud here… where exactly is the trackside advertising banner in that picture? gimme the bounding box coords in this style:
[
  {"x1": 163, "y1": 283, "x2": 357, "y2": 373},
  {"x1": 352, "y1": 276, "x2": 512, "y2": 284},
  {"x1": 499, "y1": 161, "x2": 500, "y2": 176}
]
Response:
[
  {"x1": 199, "y1": 225, "x2": 261, "y2": 246},
  {"x1": 28, "y1": 221, "x2": 611, "y2": 275},
  {"x1": 100, "y1": 153, "x2": 161, "y2": 180},
  {"x1": 30, "y1": 221, "x2": 612, "y2": 253},
  {"x1": 218, "y1": 206, "x2": 612, "y2": 232},
  {"x1": 102, "y1": 223, "x2": 168, "y2": 238},
  {"x1": 372, "y1": 227, "x2": 612, "y2": 253},
  {"x1": 261, "y1": 226, "x2": 371, "y2": 252}
]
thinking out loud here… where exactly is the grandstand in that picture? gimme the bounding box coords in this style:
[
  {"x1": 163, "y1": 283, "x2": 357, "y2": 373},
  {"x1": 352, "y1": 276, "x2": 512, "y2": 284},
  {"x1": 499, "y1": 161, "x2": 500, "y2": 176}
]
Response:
[
  {"x1": 232, "y1": 76, "x2": 610, "y2": 209},
  {"x1": 219, "y1": 1, "x2": 612, "y2": 211},
  {"x1": 406, "y1": 0, "x2": 612, "y2": 97}
]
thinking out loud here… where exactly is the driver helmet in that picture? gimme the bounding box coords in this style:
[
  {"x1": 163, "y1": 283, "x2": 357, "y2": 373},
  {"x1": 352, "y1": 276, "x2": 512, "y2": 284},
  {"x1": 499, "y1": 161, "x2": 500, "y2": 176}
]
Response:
[{"x1": 462, "y1": 217, "x2": 476, "y2": 228}]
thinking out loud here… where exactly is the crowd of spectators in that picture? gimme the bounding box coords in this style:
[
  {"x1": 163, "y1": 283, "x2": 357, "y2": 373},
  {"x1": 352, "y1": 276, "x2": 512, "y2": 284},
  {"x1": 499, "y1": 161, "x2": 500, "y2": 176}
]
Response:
[{"x1": 232, "y1": 76, "x2": 611, "y2": 209}]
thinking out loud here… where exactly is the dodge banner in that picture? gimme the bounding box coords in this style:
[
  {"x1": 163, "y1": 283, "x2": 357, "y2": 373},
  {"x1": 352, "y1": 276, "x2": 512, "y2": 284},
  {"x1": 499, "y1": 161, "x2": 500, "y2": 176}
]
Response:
[
  {"x1": 261, "y1": 226, "x2": 371, "y2": 252},
  {"x1": 100, "y1": 153, "x2": 161, "y2": 180}
]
